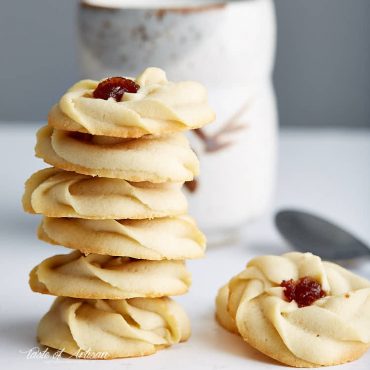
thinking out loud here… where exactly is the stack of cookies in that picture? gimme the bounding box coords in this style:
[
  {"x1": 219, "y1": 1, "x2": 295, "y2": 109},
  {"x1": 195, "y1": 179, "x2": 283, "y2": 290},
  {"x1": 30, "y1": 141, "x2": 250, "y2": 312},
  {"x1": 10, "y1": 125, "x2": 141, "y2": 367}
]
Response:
[{"x1": 23, "y1": 67, "x2": 215, "y2": 359}]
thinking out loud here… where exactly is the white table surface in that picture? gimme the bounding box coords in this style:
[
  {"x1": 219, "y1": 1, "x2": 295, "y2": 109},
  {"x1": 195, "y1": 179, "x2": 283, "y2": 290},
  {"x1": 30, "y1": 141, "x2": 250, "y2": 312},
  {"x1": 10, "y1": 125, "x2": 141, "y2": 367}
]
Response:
[{"x1": 0, "y1": 123, "x2": 369, "y2": 369}]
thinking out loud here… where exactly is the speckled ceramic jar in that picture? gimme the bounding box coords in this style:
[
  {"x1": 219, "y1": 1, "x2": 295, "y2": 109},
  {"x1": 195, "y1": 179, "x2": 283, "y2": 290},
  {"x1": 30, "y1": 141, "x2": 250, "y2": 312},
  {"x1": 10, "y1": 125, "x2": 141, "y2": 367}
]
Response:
[{"x1": 78, "y1": 0, "x2": 278, "y2": 243}]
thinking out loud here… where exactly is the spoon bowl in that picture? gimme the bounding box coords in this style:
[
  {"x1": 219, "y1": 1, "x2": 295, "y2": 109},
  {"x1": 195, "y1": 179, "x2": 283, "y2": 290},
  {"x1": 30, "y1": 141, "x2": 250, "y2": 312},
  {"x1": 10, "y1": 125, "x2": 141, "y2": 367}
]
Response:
[{"x1": 275, "y1": 209, "x2": 370, "y2": 261}]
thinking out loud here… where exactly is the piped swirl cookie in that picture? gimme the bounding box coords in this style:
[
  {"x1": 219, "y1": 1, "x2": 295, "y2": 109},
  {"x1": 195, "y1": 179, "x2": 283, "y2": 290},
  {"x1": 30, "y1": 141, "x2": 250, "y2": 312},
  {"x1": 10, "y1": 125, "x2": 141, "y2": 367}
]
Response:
[
  {"x1": 30, "y1": 250, "x2": 191, "y2": 299},
  {"x1": 216, "y1": 252, "x2": 370, "y2": 367},
  {"x1": 23, "y1": 168, "x2": 187, "y2": 219},
  {"x1": 38, "y1": 296, "x2": 190, "y2": 359},
  {"x1": 38, "y1": 216, "x2": 206, "y2": 260},
  {"x1": 48, "y1": 67, "x2": 215, "y2": 138},
  {"x1": 35, "y1": 125, "x2": 199, "y2": 182}
]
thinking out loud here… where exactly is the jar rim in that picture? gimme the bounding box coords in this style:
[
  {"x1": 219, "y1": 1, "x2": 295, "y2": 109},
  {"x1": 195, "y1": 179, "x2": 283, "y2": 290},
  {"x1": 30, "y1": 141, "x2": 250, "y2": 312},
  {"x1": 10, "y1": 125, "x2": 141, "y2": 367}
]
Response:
[{"x1": 80, "y1": 0, "x2": 232, "y2": 11}]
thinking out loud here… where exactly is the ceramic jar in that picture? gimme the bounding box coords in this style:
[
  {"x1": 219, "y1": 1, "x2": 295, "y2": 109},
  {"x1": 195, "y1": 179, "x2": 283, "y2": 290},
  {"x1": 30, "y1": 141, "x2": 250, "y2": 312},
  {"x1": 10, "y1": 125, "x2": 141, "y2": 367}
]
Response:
[{"x1": 78, "y1": 0, "x2": 278, "y2": 243}]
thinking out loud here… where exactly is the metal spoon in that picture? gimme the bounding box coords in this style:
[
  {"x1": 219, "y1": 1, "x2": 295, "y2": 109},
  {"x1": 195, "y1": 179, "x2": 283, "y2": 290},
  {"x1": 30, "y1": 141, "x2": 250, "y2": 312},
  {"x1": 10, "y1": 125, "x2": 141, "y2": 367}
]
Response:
[{"x1": 275, "y1": 209, "x2": 370, "y2": 260}]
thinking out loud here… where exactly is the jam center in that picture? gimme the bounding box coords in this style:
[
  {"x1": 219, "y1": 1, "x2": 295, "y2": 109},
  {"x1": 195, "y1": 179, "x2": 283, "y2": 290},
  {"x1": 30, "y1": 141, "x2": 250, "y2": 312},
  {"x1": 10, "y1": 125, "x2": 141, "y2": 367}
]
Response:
[
  {"x1": 280, "y1": 277, "x2": 326, "y2": 308},
  {"x1": 93, "y1": 77, "x2": 140, "y2": 102}
]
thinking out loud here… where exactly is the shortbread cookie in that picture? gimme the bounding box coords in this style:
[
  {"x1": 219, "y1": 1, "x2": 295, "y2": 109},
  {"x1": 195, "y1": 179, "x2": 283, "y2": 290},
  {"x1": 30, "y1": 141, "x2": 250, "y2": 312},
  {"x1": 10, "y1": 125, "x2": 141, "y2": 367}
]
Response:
[
  {"x1": 216, "y1": 252, "x2": 370, "y2": 367},
  {"x1": 35, "y1": 125, "x2": 199, "y2": 182},
  {"x1": 23, "y1": 168, "x2": 187, "y2": 219},
  {"x1": 39, "y1": 216, "x2": 206, "y2": 260},
  {"x1": 38, "y1": 296, "x2": 190, "y2": 358},
  {"x1": 30, "y1": 250, "x2": 191, "y2": 299},
  {"x1": 49, "y1": 67, "x2": 215, "y2": 138}
]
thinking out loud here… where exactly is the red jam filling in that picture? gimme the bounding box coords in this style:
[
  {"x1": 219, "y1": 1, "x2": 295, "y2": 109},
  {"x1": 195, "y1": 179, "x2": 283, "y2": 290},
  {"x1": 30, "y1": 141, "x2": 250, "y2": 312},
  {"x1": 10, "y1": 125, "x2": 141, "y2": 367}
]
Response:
[
  {"x1": 93, "y1": 77, "x2": 140, "y2": 102},
  {"x1": 280, "y1": 277, "x2": 326, "y2": 307}
]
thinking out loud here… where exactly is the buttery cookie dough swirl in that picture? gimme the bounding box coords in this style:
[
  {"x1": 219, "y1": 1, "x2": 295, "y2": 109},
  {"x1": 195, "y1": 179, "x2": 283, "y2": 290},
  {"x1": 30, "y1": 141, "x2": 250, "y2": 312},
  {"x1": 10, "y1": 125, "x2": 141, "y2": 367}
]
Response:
[
  {"x1": 23, "y1": 168, "x2": 187, "y2": 219},
  {"x1": 35, "y1": 125, "x2": 199, "y2": 182},
  {"x1": 30, "y1": 251, "x2": 191, "y2": 299},
  {"x1": 216, "y1": 252, "x2": 370, "y2": 367},
  {"x1": 48, "y1": 67, "x2": 215, "y2": 138},
  {"x1": 38, "y1": 296, "x2": 190, "y2": 358},
  {"x1": 39, "y1": 216, "x2": 206, "y2": 260}
]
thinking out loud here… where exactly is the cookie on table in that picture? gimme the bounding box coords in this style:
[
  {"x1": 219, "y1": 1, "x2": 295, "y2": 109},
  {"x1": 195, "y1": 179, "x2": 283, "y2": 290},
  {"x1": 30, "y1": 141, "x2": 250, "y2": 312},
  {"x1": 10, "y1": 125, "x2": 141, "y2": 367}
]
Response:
[
  {"x1": 35, "y1": 125, "x2": 199, "y2": 183},
  {"x1": 23, "y1": 168, "x2": 187, "y2": 220},
  {"x1": 38, "y1": 216, "x2": 206, "y2": 261},
  {"x1": 38, "y1": 296, "x2": 190, "y2": 359},
  {"x1": 216, "y1": 252, "x2": 370, "y2": 367},
  {"x1": 30, "y1": 250, "x2": 191, "y2": 299},
  {"x1": 48, "y1": 67, "x2": 215, "y2": 138}
]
